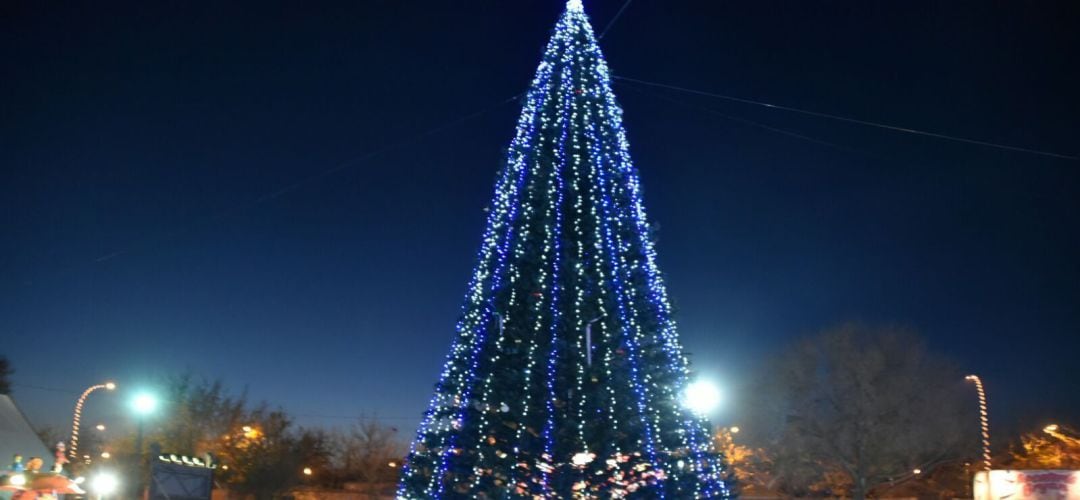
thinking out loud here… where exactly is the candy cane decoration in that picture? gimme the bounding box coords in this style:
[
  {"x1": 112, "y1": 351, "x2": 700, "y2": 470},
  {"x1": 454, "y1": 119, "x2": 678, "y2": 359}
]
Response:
[
  {"x1": 965, "y1": 375, "x2": 991, "y2": 470},
  {"x1": 69, "y1": 382, "x2": 116, "y2": 459}
]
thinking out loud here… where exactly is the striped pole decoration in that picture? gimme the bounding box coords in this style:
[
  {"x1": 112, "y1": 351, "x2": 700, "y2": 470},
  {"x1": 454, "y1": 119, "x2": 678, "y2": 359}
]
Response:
[{"x1": 69, "y1": 382, "x2": 116, "y2": 460}]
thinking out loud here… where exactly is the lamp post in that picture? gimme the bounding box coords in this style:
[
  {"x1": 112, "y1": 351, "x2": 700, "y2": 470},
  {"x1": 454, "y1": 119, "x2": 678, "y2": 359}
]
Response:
[
  {"x1": 130, "y1": 392, "x2": 158, "y2": 499},
  {"x1": 131, "y1": 393, "x2": 159, "y2": 459},
  {"x1": 1044, "y1": 424, "x2": 1080, "y2": 446},
  {"x1": 69, "y1": 382, "x2": 117, "y2": 460}
]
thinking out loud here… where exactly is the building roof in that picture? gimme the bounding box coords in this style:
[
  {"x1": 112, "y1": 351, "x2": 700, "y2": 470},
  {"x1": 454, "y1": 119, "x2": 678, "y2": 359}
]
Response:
[{"x1": 0, "y1": 395, "x2": 51, "y2": 466}]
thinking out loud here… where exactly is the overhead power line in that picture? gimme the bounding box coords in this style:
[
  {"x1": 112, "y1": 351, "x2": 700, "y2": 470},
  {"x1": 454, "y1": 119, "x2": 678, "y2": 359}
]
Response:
[
  {"x1": 599, "y1": 0, "x2": 634, "y2": 39},
  {"x1": 619, "y1": 82, "x2": 856, "y2": 153},
  {"x1": 614, "y1": 75, "x2": 1077, "y2": 161},
  {"x1": 94, "y1": 93, "x2": 523, "y2": 264}
]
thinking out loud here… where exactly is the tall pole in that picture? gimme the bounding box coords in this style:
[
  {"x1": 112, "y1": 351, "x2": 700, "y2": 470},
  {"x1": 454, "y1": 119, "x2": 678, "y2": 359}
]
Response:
[{"x1": 69, "y1": 382, "x2": 116, "y2": 460}]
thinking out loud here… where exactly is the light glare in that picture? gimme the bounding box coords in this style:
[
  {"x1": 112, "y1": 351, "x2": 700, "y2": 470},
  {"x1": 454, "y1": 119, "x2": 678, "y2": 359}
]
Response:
[
  {"x1": 132, "y1": 393, "x2": 158, "y2": 415},
  {"x1": 685, "y1": 380, "x2": 722, "y2": 415},
  {"x1": 91, "y1": 472, "x2": 119, "y2": 495}
]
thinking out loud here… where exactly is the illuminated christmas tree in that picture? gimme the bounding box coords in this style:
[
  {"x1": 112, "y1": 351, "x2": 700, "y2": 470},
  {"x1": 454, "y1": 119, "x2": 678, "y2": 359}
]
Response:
[{"x1": 398, "y1": 1, "x2": 734, "y2": 497}]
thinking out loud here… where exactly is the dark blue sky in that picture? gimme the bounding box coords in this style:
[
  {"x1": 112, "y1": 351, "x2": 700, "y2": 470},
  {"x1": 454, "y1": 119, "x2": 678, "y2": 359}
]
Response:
[{"x1": 2, "y1": 1, "x2": 1077, "y2": 438}]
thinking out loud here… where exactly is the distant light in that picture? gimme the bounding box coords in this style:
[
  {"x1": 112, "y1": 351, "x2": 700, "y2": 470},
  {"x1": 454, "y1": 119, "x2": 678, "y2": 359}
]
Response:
[
  {"x1": 388, "y1": 461, "x2": 398, "y2": 468},
  {"x1": 729, "y1": 426, "x2": 740, "y2": 434},
  {"x1": 302, "y1": 467, "x2": 313, "y2": 476},
  {"x1": 221, "y1": 465, "x2": 229, "y2": 470},
  {"x1": 96, "y1": 424, "x2": 106, "y2": 431},
  {"x1": 105, "y1": 382, "x2": 117, "y2": 391},
  {"x1": 101, "y1": 452, "x2": 112, "y2": 459},
  {"x1": 242, "y1": 425, "x2": 261, "y2": 439},
  {"x1": 1045, "y1": 424, "x2": 1060, "y2": 434},
  {"x1": 913, "y1": 468, "x2": 922, "y2": 475},
  {"x1": 91, "y1": 472, "x2": 120, "y2": 495},
  {"x1": 9, "y1": 474, "x2": 27, "y2": 486},
  {"x1": 131, "y1": 393, "x2": 159, "y2": 415},
  {"x1": 684, "y1": 380, "x2": 722, "y2": 415}
]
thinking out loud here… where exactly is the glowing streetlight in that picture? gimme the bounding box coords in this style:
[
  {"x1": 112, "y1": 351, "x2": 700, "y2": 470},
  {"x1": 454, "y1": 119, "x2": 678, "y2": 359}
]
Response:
[
  {"x1": 302, "y1": 467, "x2": 313, "y2": 476},
  {"x1": 729, "y1": 426, "x2": 740, "y2": 434},
  {"x1": 132, "y1": 393, "x2": 159, "y2": 415},
  {"x1": 96, "y1": 424, "x2": 106, "y2": 431},
  {"x1": 684, "y1": 380, "x2": 722, "y2": 416},
  {"x1": 131, "y1": 389, "x2": 160, "y2": 493},
  {"x1": 964, "y1": 375, "x2": 992, "y2": 471},
  {"x1": 91, "y1": 472, "x2": 120, "y2": 497},
  {"x1": 69, "y1": 381, "x2": 117, "y2": 459},
  {"x1": 1043, "y1": 423, "x2": 1080, "y2": 446},
  {"x1": 101, "y1": 452, "x2": 111, "y2": 459}
]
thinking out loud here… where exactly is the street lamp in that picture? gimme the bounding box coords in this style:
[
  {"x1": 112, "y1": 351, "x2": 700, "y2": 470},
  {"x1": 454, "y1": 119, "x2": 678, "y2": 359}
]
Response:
[
  {"x1": 129, "y1": 392, "x2": 158, "y2": 499},
  {"x1": 69, "y1": 382, "x2": 117, "y2": 460},
  {"x1": 1044, "y1": 423, "x2": 1080, "y2": 446},
  {"x1": 964, "y1": 375, "x2": 991, "y2": 471},
  {"x1": 131, "y1": 392, "x2": 159, "y2": 459}
]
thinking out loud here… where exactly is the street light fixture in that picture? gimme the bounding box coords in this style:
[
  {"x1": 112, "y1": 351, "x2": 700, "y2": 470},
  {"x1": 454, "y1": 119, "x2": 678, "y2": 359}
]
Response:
[
  {"x1": 69, "y1": 382, "x2": 117, "y2": 460},
  {"x1": 130, "y1": 392, "x2": 159, "y2": 461}
]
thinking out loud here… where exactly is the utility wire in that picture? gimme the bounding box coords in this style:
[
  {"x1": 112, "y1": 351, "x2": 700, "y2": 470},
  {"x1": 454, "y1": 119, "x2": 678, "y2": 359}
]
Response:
[
  {"x1": 619, "y1": 81, "x2": 856, "y2": 154},
  {"x1": 12, "y1": 382, "x2": 419, "y2": 423},
  {"x1": 614, "y1": 75, "x2": 1078, "y2": 161},
  {"x1": 12, "y1": 383, "x2": 82, "y2": 395},
  {"x1": 599, "y1": 0, "x2": 634, "y2": 39},
  {"x1": 94, "y1": 93, "x2": 523, "y2": 263}
]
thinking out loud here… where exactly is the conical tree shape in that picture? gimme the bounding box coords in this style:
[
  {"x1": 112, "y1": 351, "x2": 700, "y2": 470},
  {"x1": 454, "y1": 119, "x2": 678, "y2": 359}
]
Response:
[{"x1": 399, "y1": 2, "x2": 734, "y2": 498}]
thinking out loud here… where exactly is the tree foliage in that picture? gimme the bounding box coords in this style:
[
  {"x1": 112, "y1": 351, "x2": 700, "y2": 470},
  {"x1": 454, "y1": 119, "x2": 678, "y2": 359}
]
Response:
[
  {"x1": 737, "y1": 324, "x2": 974, "y2": 499},
  {"x1": 1007, "y1": 427, "x2": 1080, "y2": 469},
  {"x1": 0, "y1": 356, "x2": 12, "y2": 394},
  {"x1": 106, "y1": 374, "x2": 404, "y2": 498},
  {"x1": 324, "y1": 417, "x2": 403, "y2": 494}
]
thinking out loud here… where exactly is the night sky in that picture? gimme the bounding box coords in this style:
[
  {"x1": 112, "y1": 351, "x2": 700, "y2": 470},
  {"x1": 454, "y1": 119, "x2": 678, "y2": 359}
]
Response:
[{"x1": 3, "y1": 1, "x2": 1077, "y2": 438}]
